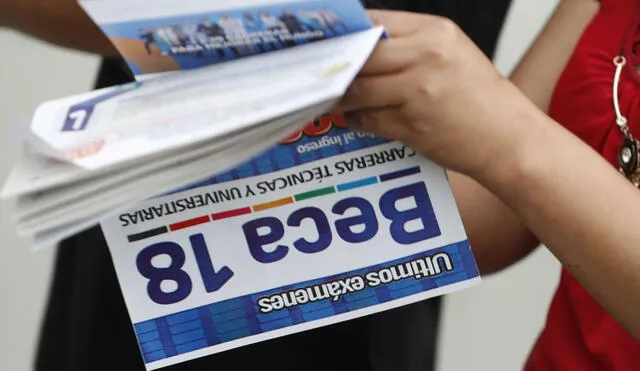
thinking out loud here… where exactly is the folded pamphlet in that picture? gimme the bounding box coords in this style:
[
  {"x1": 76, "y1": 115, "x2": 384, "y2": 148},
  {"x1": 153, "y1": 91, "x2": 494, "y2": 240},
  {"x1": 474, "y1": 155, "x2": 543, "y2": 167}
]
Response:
[
  {"x1": 1, "y1": 0, "x2": 482, "y2": 369},
  {"x1": 3, "y1": 17, "x2": 383, "y2": 247}
]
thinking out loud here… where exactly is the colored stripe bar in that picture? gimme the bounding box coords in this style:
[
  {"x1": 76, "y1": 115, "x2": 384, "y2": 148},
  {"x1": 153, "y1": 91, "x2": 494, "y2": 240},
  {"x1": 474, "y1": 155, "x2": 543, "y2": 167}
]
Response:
[
  {"x1": 379, "y1": 166, "x2": 421, "y2": 182},
  {"x1": 253, "y1": 197, "x2": 294, "y2": 212},
  {"x1": 337, "y1": 176, "x2": 379, "y2": 192},
  {"x1": 127, "y1": 226, "x2": 169, "y2": 242},
  {"x1": 170, "y1": 215, "x2": 211, "y2": 231},
  {"x1": 212, "y1": 207, "x2": 252, "y2": 221},
  {"x1": 294, "y1": 186, "x2": 336, "y2": 202}
]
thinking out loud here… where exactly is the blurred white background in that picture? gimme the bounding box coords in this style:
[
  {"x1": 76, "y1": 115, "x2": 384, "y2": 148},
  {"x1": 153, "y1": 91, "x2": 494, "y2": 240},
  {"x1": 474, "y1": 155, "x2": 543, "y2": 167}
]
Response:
[{"x1": 0, "y1": 0, "x2": 560, "y2": 370}]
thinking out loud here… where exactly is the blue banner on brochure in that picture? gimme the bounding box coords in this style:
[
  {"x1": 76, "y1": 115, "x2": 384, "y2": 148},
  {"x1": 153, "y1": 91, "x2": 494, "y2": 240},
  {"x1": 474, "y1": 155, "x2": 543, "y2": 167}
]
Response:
[
  {"x1": 100, "y1": 114, "x2": 481, "y2": 370},
  {"x1": 134, "y1": 240, "x2": 476, "y2": 364},
  {"x1": 81, "y1": 0, "x2": 373, "y2": 75}
]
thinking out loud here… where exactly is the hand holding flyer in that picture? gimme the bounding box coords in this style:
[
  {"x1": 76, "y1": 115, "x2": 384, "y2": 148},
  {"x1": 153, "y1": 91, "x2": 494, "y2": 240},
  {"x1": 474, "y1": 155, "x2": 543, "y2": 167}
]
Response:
[{"x1": 1, "y1": 1, "x2": 482, "y2": 369}]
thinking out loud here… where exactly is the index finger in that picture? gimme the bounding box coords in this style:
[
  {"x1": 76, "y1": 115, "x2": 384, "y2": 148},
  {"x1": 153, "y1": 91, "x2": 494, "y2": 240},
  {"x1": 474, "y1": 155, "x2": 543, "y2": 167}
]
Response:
[
  {"x1": 366, "y1": 9, "x2": 432, "y2": 37},
  {"x1": 358, "y1": 36, "x2": 420, "y2": 75}
]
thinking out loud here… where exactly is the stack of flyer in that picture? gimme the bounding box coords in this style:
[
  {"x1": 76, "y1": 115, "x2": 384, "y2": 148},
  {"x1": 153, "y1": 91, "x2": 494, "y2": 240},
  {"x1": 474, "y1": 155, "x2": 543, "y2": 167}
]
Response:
[
  {"x1": 2, "y1": 0, "x2": 382, "y2": 248},
  {"x1": 2, "y1": 0, "x2": 481, "y2": 369}
]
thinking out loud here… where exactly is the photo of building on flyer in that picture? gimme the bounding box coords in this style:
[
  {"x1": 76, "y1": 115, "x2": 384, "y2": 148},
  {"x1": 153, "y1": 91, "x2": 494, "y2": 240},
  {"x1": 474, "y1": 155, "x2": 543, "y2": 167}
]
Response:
[{"x1": 98, "y1": 1, "x2": 372, "y2": 74}]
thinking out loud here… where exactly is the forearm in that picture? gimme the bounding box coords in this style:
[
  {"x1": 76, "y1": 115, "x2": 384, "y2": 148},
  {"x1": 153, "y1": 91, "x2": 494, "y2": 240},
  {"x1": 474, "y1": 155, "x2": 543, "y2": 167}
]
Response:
[
  {"x1": 445, "y1": 0, "x2": 598, "y2": 275},
  {"x1": 341, "y1": 4, "x2": 640, "y2": 339},
  {"x1": 2, "y1": 0, "x2": 118, "y2": 55},
  {"x1": 509, "y1": 0, "x2": 598, "y2": 112},
  {"x1": 480, "y1": 96, "x2": 640, "y2": 339},
  {"x1": 449, "y1": 171, "x2": 539, "y2": 275}
]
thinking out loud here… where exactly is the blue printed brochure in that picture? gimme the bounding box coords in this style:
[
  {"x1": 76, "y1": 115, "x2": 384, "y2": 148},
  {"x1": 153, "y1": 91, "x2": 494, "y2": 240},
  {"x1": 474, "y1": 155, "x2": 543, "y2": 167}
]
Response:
[{"x1": 1, "y1": 1, "x2": 481, "y2": 369}]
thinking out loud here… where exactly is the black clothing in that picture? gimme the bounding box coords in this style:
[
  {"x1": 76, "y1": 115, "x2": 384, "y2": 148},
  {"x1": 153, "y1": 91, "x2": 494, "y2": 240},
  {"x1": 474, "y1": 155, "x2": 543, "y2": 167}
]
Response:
[{"x1": 364, "y1": 0, "x2": 511, "y2": 59}]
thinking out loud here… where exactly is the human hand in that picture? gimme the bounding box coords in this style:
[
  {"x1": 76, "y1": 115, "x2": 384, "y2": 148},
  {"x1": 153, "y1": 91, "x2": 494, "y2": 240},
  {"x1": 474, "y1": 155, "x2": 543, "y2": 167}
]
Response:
[
  {"x1": 337, "y1": 10, "x2": 542, "y2": 178},
  {"x1": 1, "y1": 0, "x2": 117, "y2": 55}
]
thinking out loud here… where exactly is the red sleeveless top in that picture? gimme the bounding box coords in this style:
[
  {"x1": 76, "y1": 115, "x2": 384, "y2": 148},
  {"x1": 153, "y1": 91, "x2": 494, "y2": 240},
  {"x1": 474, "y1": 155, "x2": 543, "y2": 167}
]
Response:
[{"x1": 525, "y1": 0, "x2": 640, "y2": 369}]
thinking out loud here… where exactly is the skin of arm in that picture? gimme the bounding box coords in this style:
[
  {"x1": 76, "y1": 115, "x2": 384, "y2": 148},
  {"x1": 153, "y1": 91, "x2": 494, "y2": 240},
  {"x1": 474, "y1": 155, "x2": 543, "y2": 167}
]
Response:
[
  {"x1": 0, "y1": 0, "x2": 118, "y2": 55},
  {"x1": 339, "y1": 1, "x2": 640, "y2": 339},
  {"x1": 473, "y1": 0, "x2": 640, "y2": 336},
  {"x1": 449, "y1": 0, "x2": 600, "y2": 275},
  {"x1": 483, "y1": 86, "x2": 640, "y2": 340}
]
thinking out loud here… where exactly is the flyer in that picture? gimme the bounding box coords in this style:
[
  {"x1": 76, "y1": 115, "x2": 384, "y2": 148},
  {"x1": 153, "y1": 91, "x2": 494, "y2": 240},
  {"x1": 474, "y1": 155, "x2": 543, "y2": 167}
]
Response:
[
  {"x1": 2, "y1": 25, "x2": 385, "y2": 248},
  {"x1": 73, "y1": 0, "x2": 482, "y2": 369},
  {"x1": 101, "y1": 114, "x2": 480, "y2": 369}
]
